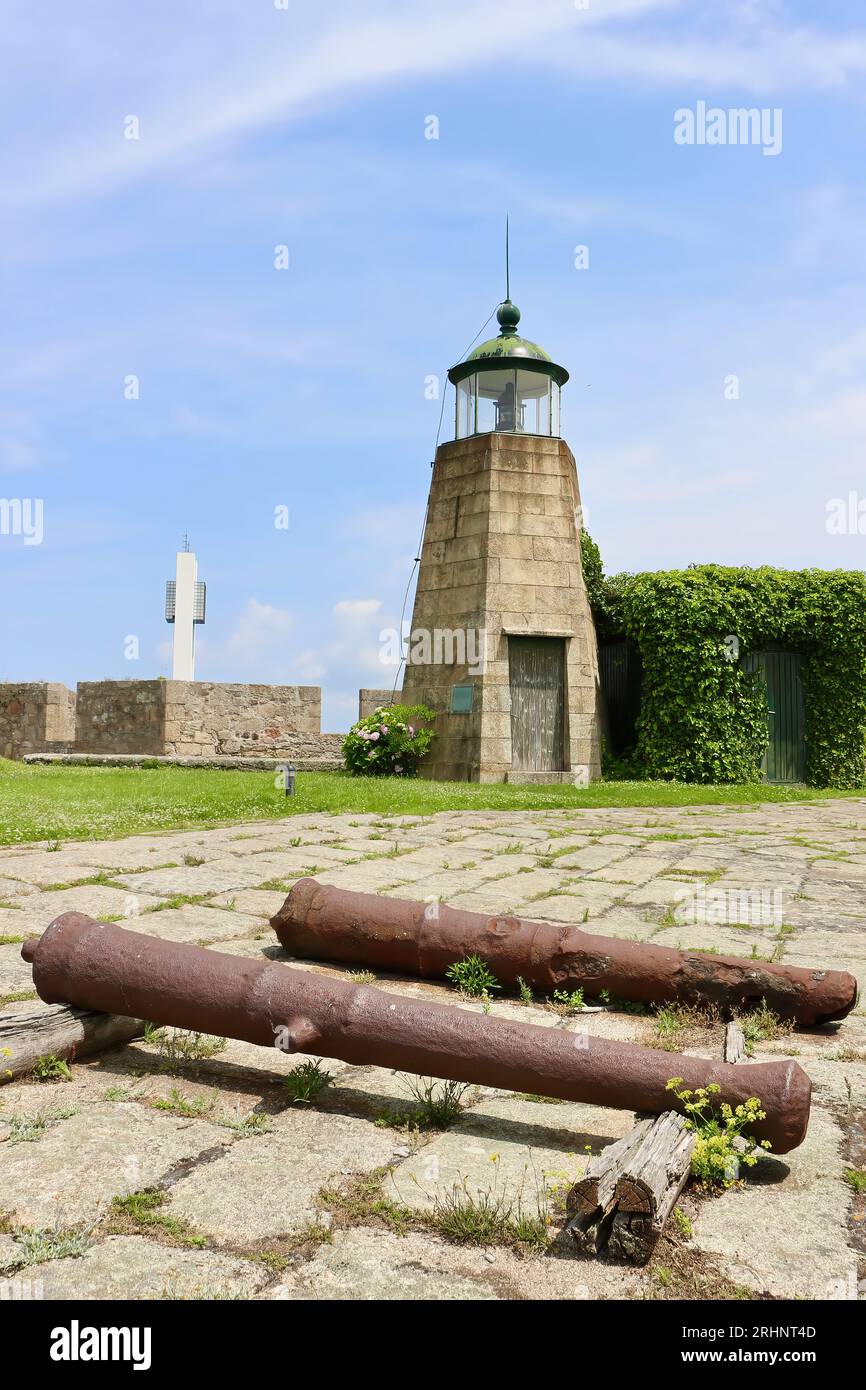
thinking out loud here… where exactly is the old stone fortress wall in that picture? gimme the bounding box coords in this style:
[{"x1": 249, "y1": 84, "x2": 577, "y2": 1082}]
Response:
[{"x1": 0, "y1": 681, "x2": 394, "y2": 767}]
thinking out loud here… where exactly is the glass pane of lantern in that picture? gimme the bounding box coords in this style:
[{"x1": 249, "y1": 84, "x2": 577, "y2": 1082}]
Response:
[
  {"x1": 537, "y1": 382, "x2": 550, "y2": 435},
  {"x1": 456, "y1": 379, "x2": 473, "y2": 438},
  {"x1": 475, "y1": 368, "x2": 514, "y2": 399},
  {"x1": 551, "y1": 382, "x2": 561, "y2": 436},
  {"x1": 477, "y1": 369, "x2": 521, "y2": 432},
  {"x1": 514, "y1": 369, "x2": 550, "y2": 434},
  {"x1": 475, "y1": 368, "x2": 508, "y2": 433},
  {"x1": 476, "y1": 391, "x2": 495, "y2": 434}
]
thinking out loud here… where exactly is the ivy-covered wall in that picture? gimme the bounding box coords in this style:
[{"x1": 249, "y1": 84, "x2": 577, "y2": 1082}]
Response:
[{"x1": 581, "y1": 535, "x2": 866, "y2": 788}]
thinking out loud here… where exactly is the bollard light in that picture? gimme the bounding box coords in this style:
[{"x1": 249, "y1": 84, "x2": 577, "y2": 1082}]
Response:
[{"x1": 276, "y1": 762, "x2": 296, "y2": 797}]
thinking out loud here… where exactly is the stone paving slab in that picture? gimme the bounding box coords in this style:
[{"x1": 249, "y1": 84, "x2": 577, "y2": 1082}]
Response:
[
  {"x1": 692, "y1": 1106, "x2": 857, "y2": 1300},
  {"x1": 0, "y1": 942, "x2": 38, "y2": 996},
  {"x1": 392, "y1": 1096, "x2": 634, "y2": 1217},
  {"x1": 34, "y1": 1236, "x2": 269, "y2": 1300},
  {"x1": 446, "y1": 886, "x2": 547, "y2": 915},
  {"x1": 650, "y1": 924, "x2": 773, "y2": 955},
  {"x1": 208, "y1": 887, "x2": 288, "y2": 917},
  {"x1": 794, "y1": 1055, "x2": 866, "y2": 1108},
  {"x1": 518, "y1": 886, "x2": 624, "y2": 920},
  {"x1": 312, "y1": 860, "x2": 441, "y2": 892},
  {"x1": 622, "y1": 878, "x2": 713, "y2": 907},
  {"x1": 263, "y1": 1224, "x2": 639, "y2": 1301},
  {"x1": 784, "y1": 932, "x2": 866, "y2": 979},
  {"x1": 266, "y1": 1226, "x2": 500, "y2": 1300},
  {"x1": 0, "y1": 1234, "x2": 20, "y2": 1270},
  {"x1": 117, "y1": 904, "x2": 265, "y2": 945},
  {"x1": 0, "y1": 844, "x2": 203, "y2": 879},
  {"x1": 113, "y1": 863, "x2": 275, "y2": 897},
  {"x1": 0, "y1": 1106, "x2": 222, "y2": 1228},
  {"x1": 167, "y1": 1110, "x2": 397, "y2": 1242},
  {"x1": 58, "y1": 1036, "x2": 355, "y2": 1111},
  {"x1": 220, "y1": 851, "x2": 352, "y2": 879},
  {"x1": 8, "y1": 884, "x2": 164, "y2": 928},
  {"x1": 0, "y1": 877, "x2": 37, "y2": 901}
]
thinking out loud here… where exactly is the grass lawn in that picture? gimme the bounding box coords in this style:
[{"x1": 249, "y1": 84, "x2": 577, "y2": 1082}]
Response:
[{"x1": 0, "y1": 759, "x2": 863, "y2": 846}]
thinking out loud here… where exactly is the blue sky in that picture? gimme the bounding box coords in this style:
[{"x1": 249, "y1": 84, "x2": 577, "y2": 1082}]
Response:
[{"x1": 2, "y1": 0, "x2": 866, "y2": 729}]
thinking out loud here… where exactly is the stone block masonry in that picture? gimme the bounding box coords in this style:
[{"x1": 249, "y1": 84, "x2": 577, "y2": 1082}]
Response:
[
  {"x1": 163, "y1": 682, "x2": 321, "y2": 757},
  {"x1": 401, "y1": 433, "x2": 604, "y2": 782},
  {"x1": 75, "y1": 680, "x2": 167, "y2": 756},
  {"x1": 2, "y1": 680, "x2": 381, "y2": 764},
  {"x1": 0, "y1": 683, "x2": 76, "y2": 760},
  {"x1": 358, "y1": 688, "x2": 398, "y2": 721},
  {"x1": 74, "y1": 680, "x2": 327, "y2": 759}
]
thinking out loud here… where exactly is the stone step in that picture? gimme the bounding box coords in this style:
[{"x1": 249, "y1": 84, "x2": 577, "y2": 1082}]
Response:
[{"x1": 504, "y1": 770, "x2": 575, "y2": 785}]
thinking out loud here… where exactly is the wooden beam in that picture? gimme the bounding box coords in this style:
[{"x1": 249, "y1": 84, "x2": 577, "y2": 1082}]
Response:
[
  {"x1": 567, "y1": 1111, "x2": 695, "y2": 1264},
  {"x1": 0, "y1": 1004, "x2": 144, "y2": 1083},
  {"x1": 725, "y1": 1020, "x2": 747, "y2": 1064}
]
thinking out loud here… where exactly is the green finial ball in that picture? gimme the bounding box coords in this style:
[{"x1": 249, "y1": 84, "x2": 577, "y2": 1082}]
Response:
[{"x1": 496, "y1": 299, "x2": 521, "y2": 334}]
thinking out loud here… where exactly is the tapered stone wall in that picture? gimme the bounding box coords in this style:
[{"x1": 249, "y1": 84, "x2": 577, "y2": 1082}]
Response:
[{"x1": 401, "y1": 432, "x2": 604, "y2": 782}]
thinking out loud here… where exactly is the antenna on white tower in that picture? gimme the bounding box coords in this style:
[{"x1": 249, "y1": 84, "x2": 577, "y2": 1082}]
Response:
[{"x1": 165, "y1": 540, "x2": 206, "y2": 681}]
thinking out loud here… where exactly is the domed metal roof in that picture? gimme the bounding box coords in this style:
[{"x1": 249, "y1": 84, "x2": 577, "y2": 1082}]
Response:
[{"x1": 448, "y1": 301, "x2": 569, "y2": 386}]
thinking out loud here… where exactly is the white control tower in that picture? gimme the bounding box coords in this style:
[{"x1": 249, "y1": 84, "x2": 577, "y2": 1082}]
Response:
[{"x1": 165, "y1": 538, "x2": 206, "y2": 681}]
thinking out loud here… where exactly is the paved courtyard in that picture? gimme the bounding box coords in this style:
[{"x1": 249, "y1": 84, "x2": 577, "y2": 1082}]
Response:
[{"x1": 1, "y1": 799, "x2": 864, "y2": 1300}]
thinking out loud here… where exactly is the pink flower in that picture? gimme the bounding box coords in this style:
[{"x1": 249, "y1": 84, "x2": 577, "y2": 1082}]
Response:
[
  {"x1": 380, "y1": 725, "x2": 388, "y2": 734},
  {"x1": 370, "y1": 731, "x2": 379, "y2": 741},
  {"x1": 408, "y1": 725, "x2": 415, "y2": 735}
]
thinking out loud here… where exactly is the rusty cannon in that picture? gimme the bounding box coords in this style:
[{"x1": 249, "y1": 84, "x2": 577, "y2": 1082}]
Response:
[
  {"x1": 271, "y1": 879, "x2": 858, "y2": 1028},
  {"x1": 23, "y1": 912, "x2": 811, "y2": 1152}
]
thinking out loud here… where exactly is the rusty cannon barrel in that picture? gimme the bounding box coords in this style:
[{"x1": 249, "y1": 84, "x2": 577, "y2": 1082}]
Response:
[
  {"x1": 271, "y1": 879, "x2": 858, "y2": 1028},
  {"x1": 23, "y1": 912, "x2": 811, "y2": 1152}
]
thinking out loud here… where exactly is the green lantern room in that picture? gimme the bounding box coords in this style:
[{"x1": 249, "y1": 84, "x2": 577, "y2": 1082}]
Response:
[{"x1": 450, "y1": 299, "x2": 568, "y2": 439}]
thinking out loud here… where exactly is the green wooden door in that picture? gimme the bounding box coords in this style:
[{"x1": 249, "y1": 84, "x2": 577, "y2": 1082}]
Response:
[
  {"x1": 599, "y1": 640, "x2": 642, "y2": 755},
  {"x1": 744, "y1": 650, "x2": 805, "y2": 783}
]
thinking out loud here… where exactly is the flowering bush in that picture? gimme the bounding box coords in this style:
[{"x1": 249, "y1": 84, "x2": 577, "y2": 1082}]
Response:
[
  {"x1": 665, "y1": 1078, "x2": 770, "y2": 1189},
  {"x1": 342, "y1": 703, "x2": 436, "y2": 777}
]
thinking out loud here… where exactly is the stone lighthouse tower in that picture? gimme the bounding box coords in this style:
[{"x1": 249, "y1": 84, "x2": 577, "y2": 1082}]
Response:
[{"x1": 401, "y1": 293, "x2": 604, "y2": 783}]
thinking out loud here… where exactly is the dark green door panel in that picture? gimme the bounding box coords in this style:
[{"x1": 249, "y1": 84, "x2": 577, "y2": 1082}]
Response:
[
  {"x1": 744, "y1": 650, "x2": 806, "y2": 783},
  {"x1": 599, "y1": 640, "x2": 643, "y2": 755}
]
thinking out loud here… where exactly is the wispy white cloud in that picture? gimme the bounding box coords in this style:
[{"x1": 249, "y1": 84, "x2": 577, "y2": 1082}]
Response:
[
  {"x1": 1, "y1": 1, "x2": 617, "y2": 206},
  {"x1": 345, "y1": 505, "x2": 425, "y2": 547},
  {"x1": 7, "y1": 0, "x2": 866, "y2": 213},
  {"x1": 221, "y1": 598, "x2": 295, "y2": 671},
  {"x1": 304, "y1": 597, "x2": 401, "y2": 682},
  {"x1": 549, "y1": 26, "x2": 866, "y2": 92},
  {"x1": 0, "y1": 408, "x2": 62, "y2": 472},
  {"x1": 192, "y1": 594, "x2": 400, "y2": 728},
  {"x1": 802, "y1": 388, "x2": 866, "y2": 435}
]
